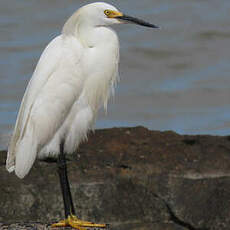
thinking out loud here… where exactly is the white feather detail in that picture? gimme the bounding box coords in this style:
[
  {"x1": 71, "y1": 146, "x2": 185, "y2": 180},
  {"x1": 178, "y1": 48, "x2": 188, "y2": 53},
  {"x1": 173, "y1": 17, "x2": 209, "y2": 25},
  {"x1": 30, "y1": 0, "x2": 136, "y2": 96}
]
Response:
[
  {"x1": 7, "y1": 166, "x2": 15, "y2": 173},
  {"x1": 15, "y1": 118, "x2": 37, "y2": 179},
  {"x1": 6, "y1": 36, "x2": 64, "y2": 173},
  {"x1": 6, "y1": 35, "x2": 83, "y2": 175}
]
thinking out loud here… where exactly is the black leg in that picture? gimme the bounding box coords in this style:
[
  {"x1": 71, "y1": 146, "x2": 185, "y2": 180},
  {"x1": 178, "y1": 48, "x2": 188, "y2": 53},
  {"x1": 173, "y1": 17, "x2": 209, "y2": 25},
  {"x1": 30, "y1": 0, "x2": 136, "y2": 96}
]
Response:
[
  {"x1": 57, "y1": 141, "x2": 75, "y2": 218},
  {"x1": 54, "y1": 141, "x2": 106, "y2": 228},
  {"x1": 64, "y1": 164, "x2": 76, "y2": 215},
  {"x1": 57, "y1": 151, "x2": 71, "y2": 218}
]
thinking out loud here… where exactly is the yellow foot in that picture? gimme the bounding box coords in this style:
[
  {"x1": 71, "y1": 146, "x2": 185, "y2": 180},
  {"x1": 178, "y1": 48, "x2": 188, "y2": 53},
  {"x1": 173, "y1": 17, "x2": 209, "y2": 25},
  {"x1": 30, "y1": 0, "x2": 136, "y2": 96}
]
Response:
[{"x1": 51, "y1": 214, "x2": 106, "y2": 230}]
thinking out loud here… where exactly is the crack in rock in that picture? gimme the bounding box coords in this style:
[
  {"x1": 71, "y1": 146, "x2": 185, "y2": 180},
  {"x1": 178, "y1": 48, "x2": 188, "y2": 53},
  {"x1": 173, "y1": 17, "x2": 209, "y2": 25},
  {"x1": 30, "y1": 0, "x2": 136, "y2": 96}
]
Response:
[
  {"x1": 152, "y1": 192, "x2": 209, "y2": 230},
  {"x1": 165, "y1": 203, "x2": 209, "y2": 230}
]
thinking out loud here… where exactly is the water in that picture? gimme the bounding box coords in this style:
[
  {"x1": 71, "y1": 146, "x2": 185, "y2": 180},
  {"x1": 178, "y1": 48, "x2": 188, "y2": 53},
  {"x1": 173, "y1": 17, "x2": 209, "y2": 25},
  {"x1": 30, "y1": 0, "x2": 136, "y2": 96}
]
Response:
[{"x1": 1, "y1": 0, "x2": 230, "y2": 150}]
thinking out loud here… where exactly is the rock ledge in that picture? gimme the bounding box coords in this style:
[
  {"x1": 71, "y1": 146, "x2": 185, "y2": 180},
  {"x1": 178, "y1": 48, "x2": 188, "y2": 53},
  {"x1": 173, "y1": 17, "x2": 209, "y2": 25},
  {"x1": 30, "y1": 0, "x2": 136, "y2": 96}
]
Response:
[{"x1": 1, "y1": 127, "x2": 230, "y2": 230}]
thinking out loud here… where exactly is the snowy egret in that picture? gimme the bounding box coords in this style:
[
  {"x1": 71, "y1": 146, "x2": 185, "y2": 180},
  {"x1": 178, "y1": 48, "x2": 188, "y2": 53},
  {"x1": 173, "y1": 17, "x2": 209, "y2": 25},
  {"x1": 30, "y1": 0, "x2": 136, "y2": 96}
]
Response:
[{"x1": 6, "y1": 2, "x2": 159, "y2": 229}]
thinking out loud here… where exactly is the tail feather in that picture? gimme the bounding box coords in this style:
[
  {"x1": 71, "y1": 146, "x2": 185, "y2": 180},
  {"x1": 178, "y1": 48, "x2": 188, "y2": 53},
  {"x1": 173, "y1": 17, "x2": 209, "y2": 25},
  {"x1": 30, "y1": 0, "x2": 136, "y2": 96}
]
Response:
[
  {"x1": 14, "y1": 121, "x2": 38, "y2": 179},
  {"x1": 6, "y1": 148, "x2": 16, "y2": 173}
]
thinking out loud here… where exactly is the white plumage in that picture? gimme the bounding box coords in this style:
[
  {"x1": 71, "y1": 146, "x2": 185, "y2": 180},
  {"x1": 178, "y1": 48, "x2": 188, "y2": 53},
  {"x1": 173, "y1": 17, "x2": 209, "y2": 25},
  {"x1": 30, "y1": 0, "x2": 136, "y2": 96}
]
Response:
[
  {"x1": 6, "y1": 2, "x2": 158, "y2": 179},
  {"x1": 6, "y1": 3, "x2": 119, "y2": 178}
]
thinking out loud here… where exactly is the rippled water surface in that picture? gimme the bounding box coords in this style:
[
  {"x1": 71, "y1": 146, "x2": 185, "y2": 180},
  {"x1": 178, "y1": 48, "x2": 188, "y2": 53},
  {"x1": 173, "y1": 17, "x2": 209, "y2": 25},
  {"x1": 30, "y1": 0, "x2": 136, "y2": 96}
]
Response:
[{"x1": 1, "y1": 0, "x2": 230, "y2": 149}]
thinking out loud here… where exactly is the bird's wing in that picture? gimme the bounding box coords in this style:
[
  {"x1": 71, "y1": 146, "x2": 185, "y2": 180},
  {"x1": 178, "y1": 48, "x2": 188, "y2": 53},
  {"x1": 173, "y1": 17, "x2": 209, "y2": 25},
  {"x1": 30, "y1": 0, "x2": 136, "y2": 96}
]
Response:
[{"x1": 6, "y1": 35, "x2": 81, "y2": 177}]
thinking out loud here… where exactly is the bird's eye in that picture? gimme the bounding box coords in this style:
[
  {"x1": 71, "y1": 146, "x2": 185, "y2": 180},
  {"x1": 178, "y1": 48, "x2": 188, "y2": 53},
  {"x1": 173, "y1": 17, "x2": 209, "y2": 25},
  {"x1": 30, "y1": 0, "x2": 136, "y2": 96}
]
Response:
[{"x1": 104, "y1": 10, "x2": 110, "y2": 16}]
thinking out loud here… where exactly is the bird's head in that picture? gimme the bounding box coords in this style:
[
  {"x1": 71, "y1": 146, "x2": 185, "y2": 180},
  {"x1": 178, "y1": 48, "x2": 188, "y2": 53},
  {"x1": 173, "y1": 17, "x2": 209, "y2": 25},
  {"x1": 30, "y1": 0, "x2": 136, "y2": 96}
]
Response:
[{"x1": 78, "y1": 2, "x2": 159, "y2": 28}]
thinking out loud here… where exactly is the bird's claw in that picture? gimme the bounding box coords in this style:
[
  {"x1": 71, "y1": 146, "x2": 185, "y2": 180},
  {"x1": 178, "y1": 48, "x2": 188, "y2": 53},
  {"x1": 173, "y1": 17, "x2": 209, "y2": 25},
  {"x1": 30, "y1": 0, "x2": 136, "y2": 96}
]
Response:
[{"x1": 51, "y1": 214, "x2": 106, "y2": 230}]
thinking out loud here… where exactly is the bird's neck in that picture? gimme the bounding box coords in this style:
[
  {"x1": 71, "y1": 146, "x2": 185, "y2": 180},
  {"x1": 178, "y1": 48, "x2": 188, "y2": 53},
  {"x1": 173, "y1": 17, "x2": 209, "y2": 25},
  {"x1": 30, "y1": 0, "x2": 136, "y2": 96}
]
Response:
[
  {"x1": 62, "y1": 9, "x2": 117, "y2": 48},
  {"x1": 80, "y1": 24, "x2": 117, "y2": 48},
  {"x1": 63, "y1": 16, "x2": 115, "y2": 48}
]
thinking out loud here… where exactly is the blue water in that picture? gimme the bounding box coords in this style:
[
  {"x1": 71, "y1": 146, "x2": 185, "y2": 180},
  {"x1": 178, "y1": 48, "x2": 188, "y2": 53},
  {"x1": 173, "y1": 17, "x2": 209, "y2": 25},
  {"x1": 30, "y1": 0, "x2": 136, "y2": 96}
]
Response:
[{"x1": 1, "y1": 0, "x2": 230, "y2": 149}]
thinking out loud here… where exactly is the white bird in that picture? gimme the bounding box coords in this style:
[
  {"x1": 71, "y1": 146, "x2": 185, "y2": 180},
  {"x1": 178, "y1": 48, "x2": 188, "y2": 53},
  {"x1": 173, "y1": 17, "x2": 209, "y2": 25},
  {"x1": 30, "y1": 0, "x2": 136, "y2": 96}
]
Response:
[{"x1": 6, "y1": 2, "x2": 158, "y2": 229}]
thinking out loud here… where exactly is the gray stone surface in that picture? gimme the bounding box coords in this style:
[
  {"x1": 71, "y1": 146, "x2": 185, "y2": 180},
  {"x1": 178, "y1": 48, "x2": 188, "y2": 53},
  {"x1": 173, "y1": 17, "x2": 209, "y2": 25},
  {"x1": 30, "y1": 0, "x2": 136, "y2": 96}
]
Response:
[{"x1": 1, "y1": 127, "x2": 230, "y2": 230}]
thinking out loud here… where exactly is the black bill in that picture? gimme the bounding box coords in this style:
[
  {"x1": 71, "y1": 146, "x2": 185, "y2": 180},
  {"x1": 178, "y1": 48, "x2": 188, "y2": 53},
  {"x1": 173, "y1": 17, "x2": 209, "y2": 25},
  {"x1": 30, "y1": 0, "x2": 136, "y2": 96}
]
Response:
[{"x1": 116, "y1": 14, "x2": 159, "y2": 28}]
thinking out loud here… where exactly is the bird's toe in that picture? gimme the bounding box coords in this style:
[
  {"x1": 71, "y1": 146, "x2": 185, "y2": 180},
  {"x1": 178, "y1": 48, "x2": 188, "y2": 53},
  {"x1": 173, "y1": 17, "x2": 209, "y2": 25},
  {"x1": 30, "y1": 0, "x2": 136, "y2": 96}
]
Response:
[{"x1": 51, "y1": 215, "x2": 106, "y2": 230}]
